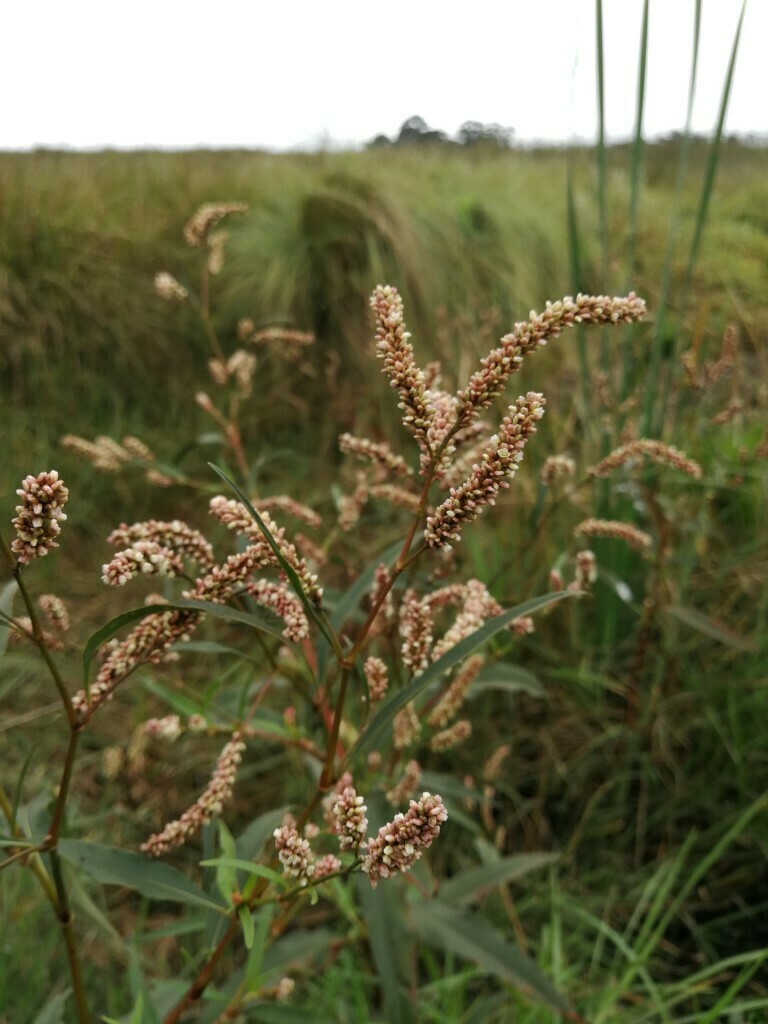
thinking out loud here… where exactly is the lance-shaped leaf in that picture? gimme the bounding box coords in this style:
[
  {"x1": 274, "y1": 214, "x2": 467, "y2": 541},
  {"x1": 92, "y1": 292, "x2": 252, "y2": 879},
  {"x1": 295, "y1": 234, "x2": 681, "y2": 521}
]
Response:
[
  {"x1": 411, "y1": 901, "x2": 571, "y2": 1014},
  {"x1": 200, "y1": 857, "x2": 289, "y2": 890},
  {"x1": 469, "y1": 662, "x2": 545, "y2": 698},
  {"x1": 59, "y1": 840, "x2": 225, "y2": 913},
  {"x1": 664, "y1": 603, "x2": 757, "y2": 652},
  {"x1": 358, "y1": 874, "x2": 416, "y2": 1024},
  {"x1": 347, "y1": 590, "x2": 573, "y2": 763},
  {"x1": 439, "y1": 852, "x2": 559, "y2": 906},
  {"x1": 0, "y1": 579, "x2": 19, "y2": 656},
  {"x1": 82, "y1": 598, "x2": 288, "y2": 691}
]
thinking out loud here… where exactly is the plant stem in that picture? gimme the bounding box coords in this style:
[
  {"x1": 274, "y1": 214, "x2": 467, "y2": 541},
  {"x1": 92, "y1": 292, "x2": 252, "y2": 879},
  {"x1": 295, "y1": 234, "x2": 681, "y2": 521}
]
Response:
[
  {"x1": 45, "y1": 729, "x2": 81, "y2": 846},
  {"x1": 1, "y1": 536, "x2": 76, "y2": 725},
  {"x1": 319, "y1": 669, "x2": 349, "y2": 789},
  {"x1": 163, "y1": 918, "x2": 241, "y2": 1024},
  {"x1": 49, "y1": 848, "x2": 91, "y2": 1024}
]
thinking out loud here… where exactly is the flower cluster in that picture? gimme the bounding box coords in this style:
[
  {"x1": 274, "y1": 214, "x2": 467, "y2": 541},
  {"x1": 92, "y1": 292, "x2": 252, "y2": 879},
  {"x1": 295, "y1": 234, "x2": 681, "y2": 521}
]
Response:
[
  {"x1": 273, "y1": 823, "x2": 317, "y2": 885},
  {"x1": 541, "y1": 454, "x2": 576, "y2": 485},
  {"x1": 393, "y1": 702, "x2": 421, "y2": 750},
  {"x1": 425, "y1": 393, "x2": 545, "y2": 550},
  {"x1": 371, "y1": 285, "x2": 435, "y2": 455},
  {"x1": 187, "y1": 546, "x2": 275, "y2": 604},
  {"x1": 209, "y1": 498, "x2": 322, "y2": 604},
  {"x1": 154, "y1": 272, "x2": 188, "y2": 302},
  {"x1": 331, "y1": 785, "x2": 369, "y2": 852},
  {"x1": 248, "y1": 580, "x2": 309, "y2": 642},
  {"x1": 339, "y1": 433, "x2": 412, "y2": 478},
  {"x1": 107, "y1": 520, "x2": 215, "y2": 570},
  {"x1": 429, "y1": 580, "x2": 505, "y2": 662},
  {"x1": 572, "y1": 549, "x2": 597, "y2": 591},
  {"x1": 589, "y1": 439, "x2": 702, "y2": 479},
  {"x1": 183, "y1": 202, "x2": 247, "y2": 247},
  {"x1": 208, "y1": 349, "x2": 258, "y2": 395},
  {"x1": 364, "y1": 656, "x2": 389, "y2": 705},
  {"x1": 143, "y1": 715, "x2": 182, "y2": 741},
  {"x1": 102, "y1": 542, "x2": 184, "y2": 587},
  {"x1": 386, "y1": 760, "x2": 422, "y2": 806},
  {"x1": 430, "y1": 719, "x2": 472, "y2": 752},
  {"x1": 72, "y1": 608, "x2": 199, "y2": 715},
  {"x1": 38, "y1": 594, "x2": 70, "y2": 633},
  {"x1": 575, "y1": 518, "x2": 652, "y2": 551},
  {"x1": 399, "y1": 590, "x2": 434, "y2": 675},
  {"x1": 427, "y1": 653, "x2": 484, "y2": 728},
  {"x1": 362, "y1": 793, "x2": 448, "y2": 887},
  {"x1": 11, "y1": 471, "x2": 69, "y2": 564},
  {"x1": 247, "y1": 326, "x2": 315, "y2": 354},
  {"x1": 142, "y1": 733, "x2": 246, "y2": 856}
]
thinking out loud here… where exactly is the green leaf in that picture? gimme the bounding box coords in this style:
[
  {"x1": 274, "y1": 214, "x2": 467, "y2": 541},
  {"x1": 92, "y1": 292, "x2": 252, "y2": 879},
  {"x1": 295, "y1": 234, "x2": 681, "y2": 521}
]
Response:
[
  {"x1": 348, "y1": 591, "x2": 573, "y2": 761},
  {"x1": 214, "y1": 819, "x2": 238, "y2": 903},
  {"x1": 11, "y1": 742, "x2": 39, "y2": 829},
  {"x1": 140, "y1": 677, "x2": 201, "y2": 718},
  {"x1": 237, "y1": 807, "x2": 289, "y2": 861},
  {"x1": 239, "y1": 904, "x2": 255, "y2": 949},
  {"x1": 82, "y1": 597, "x2": 289, "y2": 691},
  {"x1": 358, "y1": 874, "x2": 416, "y2": 1024},
  {"x1": 664, "y1": 604, "x2": 757, "y2": 652},
  {"x1": 244, "y1": 905, "x2": 275, "y2": 987},
  {"x1": 412, "y1": 901, "x2": 571, "y2": 1014},
  {"x1": 469, "y1": 662, "x2": 545, "y2": 699},
  {"x1": 67, "y1": 861, "x2": 124, "y2": 948},
  {"x1": 82, "y1": 605, "x2": 168, "y2": 689},
  {"x1": 172, "y1": 597, "x2": 287, "y2": 642},
  {"x1": 262, "y1": 927, "x2": 336, "y2": 973},
  {"x1": 59, "y1": 840, "x2": 225, "y2": 913},
  {"x1": 199, "y1": 857, "x2": 288, "y2": 890},
  {"x1": 173, "y1": 432, "x2": 227, "y2": 463},
  {"x1": 439, "y1": 853, "x2": 560, "y2": 906},
  {"x1": 0, "y1": 579, "x2": 19, "y2": 656},
  {"x1": 247, "y1": 1007, "x2": 334, "y2": 1023},
  {"x1": 128, "y1": 946, "x2": 157, "y2": 1024},
  {"x1": 174, "y1": 639, "x2": 261, "y2": 665},
  {"x1": 32, "y1": 990, "x2": 70, "y2": 1024}
]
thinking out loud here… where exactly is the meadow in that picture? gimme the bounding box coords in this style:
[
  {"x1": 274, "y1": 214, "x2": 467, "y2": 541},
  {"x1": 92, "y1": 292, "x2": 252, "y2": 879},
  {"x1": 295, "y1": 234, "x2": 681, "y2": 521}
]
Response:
[{"x1": 0, "y1": 133, "x2": 767, "y2": 1023}]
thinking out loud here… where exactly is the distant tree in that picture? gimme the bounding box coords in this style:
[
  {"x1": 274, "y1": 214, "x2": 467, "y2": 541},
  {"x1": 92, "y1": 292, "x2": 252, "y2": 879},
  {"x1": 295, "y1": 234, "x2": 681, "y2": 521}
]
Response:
[
  {"x1": 367, "y1": 133, "x2": 392, "y2": 149},
  {"x1": 456, "y1": 121, "x2": 515, "y2": 149},
  {"x1": 395, "y1": 115, "x2": 450, "y2": 147}
]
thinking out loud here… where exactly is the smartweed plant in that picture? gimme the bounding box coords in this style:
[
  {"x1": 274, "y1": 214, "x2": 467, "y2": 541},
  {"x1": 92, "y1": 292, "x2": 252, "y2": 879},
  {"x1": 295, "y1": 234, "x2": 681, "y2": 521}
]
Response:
[{"x1": 1, "y1": 202, "x2": 650, "y2": 1023}]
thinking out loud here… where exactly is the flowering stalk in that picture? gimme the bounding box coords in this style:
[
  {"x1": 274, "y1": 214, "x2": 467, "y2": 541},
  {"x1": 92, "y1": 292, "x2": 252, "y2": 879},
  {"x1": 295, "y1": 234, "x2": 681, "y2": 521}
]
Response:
[
  {"x1": 142, "y1": 733, "x2": 246, "y2": 856},
  {"x1": 456, "y1": 293, "x2": 646, "y2": 426},
  {"x1": 425, "y1": 393, "x2": 545, "y2": 550}
]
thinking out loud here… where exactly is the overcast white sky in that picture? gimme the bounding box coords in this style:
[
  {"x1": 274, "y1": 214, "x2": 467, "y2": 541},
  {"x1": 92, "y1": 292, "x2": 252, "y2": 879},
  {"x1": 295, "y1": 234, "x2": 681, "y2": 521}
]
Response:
[{"x1": 2, "y1": 0, "x2": 764, "y2": 150}]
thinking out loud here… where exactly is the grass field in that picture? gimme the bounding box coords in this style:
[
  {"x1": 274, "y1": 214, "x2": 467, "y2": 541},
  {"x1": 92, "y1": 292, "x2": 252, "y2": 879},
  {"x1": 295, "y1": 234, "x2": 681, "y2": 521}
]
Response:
[{"x1": 1, "y1": 136, "x2": 767, "y2": 1023}]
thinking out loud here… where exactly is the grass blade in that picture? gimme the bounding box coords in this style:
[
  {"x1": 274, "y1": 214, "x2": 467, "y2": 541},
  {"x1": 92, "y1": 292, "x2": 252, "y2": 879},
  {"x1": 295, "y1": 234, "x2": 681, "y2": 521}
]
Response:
[
  {"x1": 627, "y1": 0, "x2": 649, "y2": 283},
  {"x1": 655, "y1": 0, "x2": 746, "y2": 435},
  {"x1": 566, "y1": 153, "x2": 591, "y2": 426},
  {"x1": 595, "y1": 0, "x2": 608, "y2": 265},
  {"x1": 641, "y1": 0, "x2": 702, "y2": 434},
  {"x1": 413, "y1": 901, "x2": 571, "y2": 1014}
]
